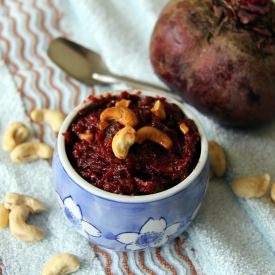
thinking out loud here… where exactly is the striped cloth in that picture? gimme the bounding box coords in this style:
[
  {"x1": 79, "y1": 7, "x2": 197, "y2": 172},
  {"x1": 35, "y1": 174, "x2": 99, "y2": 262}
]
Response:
[
  {"x1": 1, "y1": 0, "x2": 275, "y2": 274},
  {"x1": 0, "y1": 0, "x2": 197, "y2": 274}
]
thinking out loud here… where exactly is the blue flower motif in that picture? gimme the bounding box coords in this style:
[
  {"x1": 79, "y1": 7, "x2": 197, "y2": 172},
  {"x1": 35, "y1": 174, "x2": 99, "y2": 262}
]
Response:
[
  {"x1": 116, "y1": 218, "x2": 181, "y2": 250},
  {"x1": 62, "y1": 196, "x2": 101, "y2": 238}
]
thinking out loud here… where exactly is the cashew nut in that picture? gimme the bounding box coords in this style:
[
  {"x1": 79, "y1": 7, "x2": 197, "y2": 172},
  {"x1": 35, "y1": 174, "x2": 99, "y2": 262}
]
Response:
[
  {"x1": 10, "y1": 142, "x2": 53, "y2": 163},
  {"x1": 9, "y1": 205, "x2": 45, "y2": 241},
  {"x1": 112, "y1": 126, "x2": 136, "y2": 159},
  {"x1": 179, "y1": 122, "x2": 189, "y2": 135},
  {"x1": 30, "y1": 109, "x2": 66, "y2": 133},
  {"x1": 136, "y1": 126, "x2": 173, "y2": 150},
  {"x1": 0, "y1": 203, "x2": 9, "y2": 229},
  {"x1": 151, "y1": 100, "x2": 166, "y2": 120},
  {"x1": 42, "y1": 253, "x2": 80, "y2": 275},
  {"x1": 208, "y1": 141, "x2": 226, "y2": 177},
  {"x1": 271, "y1": 183, "x2": 275, "y2": 203},
  {"x1": 115, "y1": 99, "x2": 131, "y2": 108},
  {"x1": 4, "y1": 193, "x2": 45, "y2": 214},
  {"x1": 79, "y1": 133, "x2": 93, "y2": 141},
  {"x1": 232, "y1": 174, "x2": 270, "y2": 198},
  {"x1": 99, "y1": 107, "x2": 138, "y2": 130},
  {"x1": 2, "y1": 122, "x2": 30, "y2": 152}
]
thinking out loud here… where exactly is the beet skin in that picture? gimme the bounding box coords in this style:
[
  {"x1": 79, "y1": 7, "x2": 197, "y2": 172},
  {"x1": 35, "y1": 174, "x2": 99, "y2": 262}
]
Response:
[{"x1": 150, "y1": 0, "x2": 275, "y2": 126}]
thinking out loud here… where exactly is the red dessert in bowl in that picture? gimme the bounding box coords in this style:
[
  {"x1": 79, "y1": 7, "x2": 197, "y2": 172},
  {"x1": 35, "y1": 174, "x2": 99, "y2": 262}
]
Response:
[
  {"x1": 64, "y1": 91, "x2": 201, "y2": 195},
  {"x1": 53, "y1": 90, "x2": 208, "y2": 251}
]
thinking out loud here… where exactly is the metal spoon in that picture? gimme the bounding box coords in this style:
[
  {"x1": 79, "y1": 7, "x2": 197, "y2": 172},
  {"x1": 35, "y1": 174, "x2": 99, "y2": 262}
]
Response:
[{"x1": 47, "y1": 37, "x2": 171, "y2": 94}]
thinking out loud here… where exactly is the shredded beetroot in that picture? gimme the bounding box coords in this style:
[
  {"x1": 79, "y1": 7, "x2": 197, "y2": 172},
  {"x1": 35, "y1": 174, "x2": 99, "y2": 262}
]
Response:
[{"x1": 64, "y1": 92, "x2": 201, "y2": 195}]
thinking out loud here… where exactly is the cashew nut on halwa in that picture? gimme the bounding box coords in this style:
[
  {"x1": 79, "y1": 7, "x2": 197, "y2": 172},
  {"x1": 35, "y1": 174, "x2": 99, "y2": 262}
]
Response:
[
  {"x1": 2, "y1": 122, "x2": 30, "y2": 152},
  {"x1": 112, "y1": 126, "x2": 136, "y2": 159},
  {"x1": 4, "y1": 193, "x2": 45, "y2": 214},
  {"x1": 9, "y1": 205, "x2": 45, "y2": 241},
  {"x1": 99, "y1": 106, "x2": 138, "y2": 130},
  {"x1": 232, "y1": 174, "x2": 270, "y2": 198},
  {"x1": 115, "y1": 99, "x2": 131, "y2": 108},
  {"x1": 42, "y1": 253, "x2": 80, "y2": 275},
  {"x1": 30, "y1": 109, "x2": 66, "y2": 133},
  {"x1": 79, "y1": 133, "x2": 93, "y2": 141},
  {"x1": 136, "y1": 126, "x2": 173, "y2": 150},
  {"x1": 270, "y1": 183, "x2": 275, "y2": 203},
  {"x1": 208, "y1": 141, "x2": 226, "y2": 177},
  {"x1": 0, "y1": 203, "x2": 9, "y2": 229},
  {"x1": 151, "y1": 100, "x2": 166, "y2": 120},
  {"x1": 179, "y1": 122, "x2": 189, "y2": 135},
  {"x1": 10, "y1": 142, "x2": 53, "y2": 163}
]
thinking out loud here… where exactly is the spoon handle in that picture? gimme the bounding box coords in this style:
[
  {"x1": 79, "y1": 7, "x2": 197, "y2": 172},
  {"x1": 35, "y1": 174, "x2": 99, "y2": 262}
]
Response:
[{"x1": 92, "y1": 73, "x2": 183, "y2": 101}]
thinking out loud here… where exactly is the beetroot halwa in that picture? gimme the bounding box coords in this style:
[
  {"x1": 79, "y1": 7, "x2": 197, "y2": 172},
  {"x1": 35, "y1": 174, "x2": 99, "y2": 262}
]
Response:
[{"x1": 64, "y1": 92, "x2": 201, "y2": 195}]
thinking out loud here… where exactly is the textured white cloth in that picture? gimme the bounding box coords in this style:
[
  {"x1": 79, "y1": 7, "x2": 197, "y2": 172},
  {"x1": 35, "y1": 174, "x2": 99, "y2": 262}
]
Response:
[
  {"x1": 0, "y1": 59, "x2": 105, "y2": 275},
  {"x1": 0, "y1": 0, "x2": 275, "y2": 274},
  {"x1": 59, "y1": 1, "x2": 275, "y2": 274}
]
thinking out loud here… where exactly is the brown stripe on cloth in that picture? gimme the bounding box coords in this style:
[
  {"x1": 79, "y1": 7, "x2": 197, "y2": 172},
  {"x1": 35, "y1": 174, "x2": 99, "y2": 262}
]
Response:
[
  {"x1": 122, "y1": 252, "x2": 134, "y2": 275},
  {"x1": 47, "y1": 66, "x2": 64, "y2": 112},
  {"x1": 3, "y1": 0, "x2": 48, "y2": 140},
  {"x1": 32, "y1": 0, "x2": 83, "y2": 112},
  {"x1": 155, "y1": 247, "x2": 177, "y2": 275},
  {"x1": 47, "y1": 0, "x2": 70, "y2": 37},
  {"x1": 174, "y1": 238, "x2": 197, "y2": 275},
  {"x1": 0, "y1": 31, "x2": 36, "y2": 110},
  {"x1": 3, "y1": 0, "x2": 32, "y2": 69},
  {"x1": 92, "y1": 244, "x2": 114, "y2": 275},
  {"x1": 0, "y1": 28, "x2": 17, "y2": 72},
  {"x1": 17, "y1": 1, "x2": 64, "y2": 112},
  {"x1": 17, "y1": 1, "x2": 44, "y2": 66},
  {"x1": 32, "y1": 0, "x2": 53, "y2": 41},
  {"x1": 138, "y1": 251, "x2": 155, "y2": 275},
  {"x1": 65, "y1": 75, "x2": 81, "y2": 107}
]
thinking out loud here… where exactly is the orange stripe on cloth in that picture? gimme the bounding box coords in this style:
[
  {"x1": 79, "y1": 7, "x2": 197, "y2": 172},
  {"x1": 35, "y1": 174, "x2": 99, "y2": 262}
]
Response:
[
  {"x1": 18, "y1": 1, "x2": 65, "y2": 112},
  {"x1": 138, "y1": 251, "x2": 155, "y2": 275},
  {"x1": 0, "y1": 31, "x2": 36, "y2": 110},
  {"x1": 3, "y1": 0, "x2": 50, "y2": 110},
  {"x1": 174, "y1": 238, "x2": 197, "y2": 275},
  {"x1": 3, "y1": 0, "x2": 32, "y2": 69},
  {"x1": 65, "y1": 75, "x2": 81, "y2": 107},
  {"x1": 92, "y1": 244, "x2": 113, "y2": 275},
  {"x1": 32, "y1": 0, "x2": 53, "y2": 41},
  {"x1": 47, "y1": 0, "x2": 70, "y2": 37},
  {"x1": 122, "y1": 252, "x2": 134, "y2": 275},
  {"x1": 155, "y1": 247, "x2": 177, "y2": 275}
]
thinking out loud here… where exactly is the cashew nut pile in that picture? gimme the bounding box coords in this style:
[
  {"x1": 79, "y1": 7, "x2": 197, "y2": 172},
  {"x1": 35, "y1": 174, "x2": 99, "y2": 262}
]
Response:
[
  {"x1": 30, "y1": 108, "x2": 66, "y2": 133},
  {"x1": 99, "y1": 100, "x2": 176, "y2": 160},
  {"x1": 2, "y1": 121, "x2": 53, "y2": 163},
  {"x1": 42, "y1": 253, "x2": 80, "y2": 275},
  {"x1": 0, "y1": 193, "x2": 46, "y2": 241}
]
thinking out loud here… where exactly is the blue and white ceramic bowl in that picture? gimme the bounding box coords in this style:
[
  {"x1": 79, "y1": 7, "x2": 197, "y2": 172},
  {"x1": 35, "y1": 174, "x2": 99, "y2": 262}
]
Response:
[{"x1": 52, "y1": 90, "x2": 209, "y2": 251}]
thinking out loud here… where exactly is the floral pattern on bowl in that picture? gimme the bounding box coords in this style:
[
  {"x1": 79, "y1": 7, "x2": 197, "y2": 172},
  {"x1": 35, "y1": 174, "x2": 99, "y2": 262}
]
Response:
[
  {"x1": 62, "y1": 196, "x2": 101, "y2": 238},
  {"x1": 116, "y1": 217, "x2": 181, "y2": 250}
]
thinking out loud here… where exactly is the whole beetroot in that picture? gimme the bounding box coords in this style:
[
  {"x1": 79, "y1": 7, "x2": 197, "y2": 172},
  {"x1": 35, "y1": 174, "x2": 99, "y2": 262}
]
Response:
[{"x1": 150, "y1": 0, "x2": 275, "y2": 126}]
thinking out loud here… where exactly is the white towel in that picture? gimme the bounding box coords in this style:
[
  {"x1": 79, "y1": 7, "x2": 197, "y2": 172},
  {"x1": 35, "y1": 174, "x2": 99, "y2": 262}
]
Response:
[{"x1": 1, "y1": 0, "x2": 275, "y2": 274}]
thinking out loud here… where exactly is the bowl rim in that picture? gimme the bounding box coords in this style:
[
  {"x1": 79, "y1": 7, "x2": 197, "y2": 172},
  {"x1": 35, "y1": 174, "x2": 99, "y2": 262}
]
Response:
[{"x1": 57, "y1": 90, "x2": 208, "y2": 203}]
